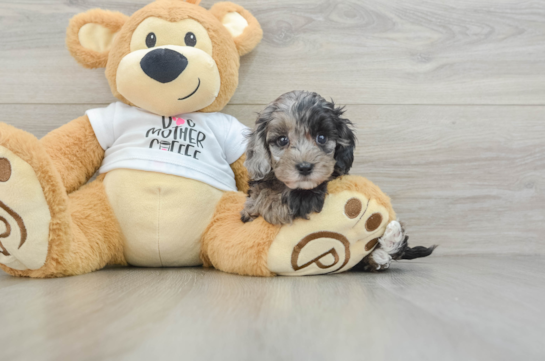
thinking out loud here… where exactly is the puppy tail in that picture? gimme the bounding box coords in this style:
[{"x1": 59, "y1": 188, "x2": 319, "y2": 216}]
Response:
[
  {"x1": 400, "y1": 245, "x2": 437, "y2": 260},
  {"x1": 388, "y1": 234, "x2": 437, "y2": 261}
]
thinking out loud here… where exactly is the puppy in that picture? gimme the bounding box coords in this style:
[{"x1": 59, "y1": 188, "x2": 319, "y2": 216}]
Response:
[
  {"x1": 353, "y1": 220, "x2": 437, "y2": 272},
  {"x1": 241, "y1": 90, "x2": 356, "y2": 225}
]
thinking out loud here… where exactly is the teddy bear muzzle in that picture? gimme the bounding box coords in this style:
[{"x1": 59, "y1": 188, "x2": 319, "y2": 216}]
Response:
[{"x1": 116, "y1": 45, "x2": 221, "y2": 117}]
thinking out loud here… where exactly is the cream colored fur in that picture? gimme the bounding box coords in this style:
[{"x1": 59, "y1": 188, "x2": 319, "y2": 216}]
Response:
[
  {"x1": 79, "y1": 23, "x2": 118, "y2": 52},
  {"x1": 0, "y1": 147, "x2": 51, "y2": 270},
  {"x1": 222, "y1": 12, "x2": 248, "y2": 38},
  {"x1": 104, "y1": 169, "x2": 224, "y2": 267},
  {"x1": 268, "y1": 191, "x2": 390, "y2": 276}
]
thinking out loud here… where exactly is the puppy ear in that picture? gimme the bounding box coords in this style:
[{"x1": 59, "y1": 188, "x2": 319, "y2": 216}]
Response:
[
  {"x1": 66, "y1": 9, "x2": 128, "y2": 69},
  {"x1": 209, "y1": 2, "x2": 263, "y2": 56},
  {"x1": 244, "y1": 116, "x2": 272, "y2": 180},
  {"x1": 332, "y1": 106, "x2": 356, "y2": 176}
]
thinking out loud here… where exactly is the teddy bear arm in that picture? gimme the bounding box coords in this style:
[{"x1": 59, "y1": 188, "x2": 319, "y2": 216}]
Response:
[
  {"x1": 40, "y1": 115, "x2": 104, "y2": 193},
  {"x1": 203, "y1": 176, "x2": 398, "y2": 277},
  {"x1": 230, "y1": 153, "x2": 250, "y2": 194},
  {"x1": 201, "y1": 191, "x2": 279, "y2": 277}
]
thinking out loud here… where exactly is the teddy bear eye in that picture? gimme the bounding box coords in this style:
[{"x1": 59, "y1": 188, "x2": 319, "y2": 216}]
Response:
[
  {"x1": 146, "y1": 33, "x2": 157, "y2": 48},
  {"x1": 185, "y1": 32, "x2": 197, "y2": 47}
]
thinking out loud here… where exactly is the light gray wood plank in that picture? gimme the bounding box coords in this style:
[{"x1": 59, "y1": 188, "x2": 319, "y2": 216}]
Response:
[
  {"x1": 0, "y1": 256, "x2": 544, "y2": 361},
  {"x1": 1, "y1": 103, "x2": 544, "y2": 255},
  {"x1": 1, "y1": 0, "x2": 545, "y2": 105}
]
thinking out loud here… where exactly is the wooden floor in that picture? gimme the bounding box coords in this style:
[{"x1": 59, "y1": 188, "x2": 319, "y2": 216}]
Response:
[
  {"x1": 1, "y1": 256, "x2": 544, "y2": 361},
  {"x1": 1, "y1": 0, "x2": 544, "y2": 360}
]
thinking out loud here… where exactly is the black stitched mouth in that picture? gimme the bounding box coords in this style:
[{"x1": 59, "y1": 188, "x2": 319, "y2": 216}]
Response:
[{"x1": 178, "y1": 78, "x2": 201, "y2": 100}]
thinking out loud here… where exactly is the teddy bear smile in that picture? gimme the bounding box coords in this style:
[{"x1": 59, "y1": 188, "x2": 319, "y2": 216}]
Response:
[{"x1": 178, "y1": 78, "x2": 201, "y2": 100}]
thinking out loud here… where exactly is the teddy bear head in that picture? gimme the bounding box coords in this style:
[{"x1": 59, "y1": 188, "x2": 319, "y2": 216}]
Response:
[{"x1": 66, "y1": 0, "x2": 262, "y2": 116}]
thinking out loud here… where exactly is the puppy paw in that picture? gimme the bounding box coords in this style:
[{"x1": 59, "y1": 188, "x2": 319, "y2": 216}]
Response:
[
  {"x1": 240, "y1": 209, "x2": 256, "y2": 223},
  {"x1": 263, "y1": 211, "x2": 293, "y2": 226},
  {"x1": 370, "y1": 249, "x2": 392, "y2": 270},
  {"x1": 352, "y1": 248, "x2": 392, "y2": 272},
  {"x1": 379, "y1": 220, "x2": 407, "y2": 256}
]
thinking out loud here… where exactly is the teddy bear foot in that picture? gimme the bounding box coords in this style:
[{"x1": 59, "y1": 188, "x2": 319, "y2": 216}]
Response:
[
  {"x1": 266, "y1": 176, "x2": 395, "y2": 276},
  {"x1": 0, "y1": 124, "x2": 60, "y2": 272},
  {"x1": 0, "y1": 147, "x2": 51, "y2": 271}
]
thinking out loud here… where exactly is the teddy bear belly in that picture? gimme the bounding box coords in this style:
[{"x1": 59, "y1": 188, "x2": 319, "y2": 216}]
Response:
[{"x1": 103, "y1": 169, "x2": 224, "y2": 267}]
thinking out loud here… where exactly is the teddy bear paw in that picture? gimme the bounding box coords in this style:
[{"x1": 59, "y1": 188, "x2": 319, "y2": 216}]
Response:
[
  {"x1": 267, "y1": 187, "x2": 392, "y2": 276},
  {"x1": 0, "y1": 145, "x2": 51, "y2": 271}
]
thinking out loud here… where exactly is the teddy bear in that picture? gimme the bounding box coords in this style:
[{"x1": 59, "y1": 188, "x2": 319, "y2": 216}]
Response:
[{"x1": 0, "y1": 0, "x2": 401, "y2": 278}]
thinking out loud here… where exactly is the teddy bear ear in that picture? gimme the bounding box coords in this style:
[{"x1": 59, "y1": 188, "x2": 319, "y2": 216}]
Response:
[
  {"x1": 66, "y1": 9, "x2": 128, "y2": 69},
  {"x1": 209, "y1": 2, "x2": 263, "y2": 56}
]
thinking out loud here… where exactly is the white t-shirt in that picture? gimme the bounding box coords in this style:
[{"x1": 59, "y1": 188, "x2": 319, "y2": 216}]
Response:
[{"x1": 86, "y1": 102, "x2": 249, "y2": 191}]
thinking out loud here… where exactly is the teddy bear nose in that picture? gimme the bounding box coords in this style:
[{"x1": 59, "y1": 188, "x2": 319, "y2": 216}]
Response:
[{"x1": 140, "y1": 48, "x2": 188, "y2": 84}]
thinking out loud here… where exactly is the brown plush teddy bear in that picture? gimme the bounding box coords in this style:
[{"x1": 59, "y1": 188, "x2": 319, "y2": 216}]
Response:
[{"x1": 0, "y1": 0, "x2": 401, "y2": 278}]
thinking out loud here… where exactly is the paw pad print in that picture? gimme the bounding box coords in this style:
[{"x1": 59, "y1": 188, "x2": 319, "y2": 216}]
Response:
[
  {"x1": 0, "y1": 157, "x2": 27, "y2": 257},
  {"x1": 0, "y1": 147, "x2": 51, "y2": 271},
  {"x1": 290, "y1": 231, "x2": 351, "y2": 274},
  {"x1": 0, "y1": 158, "x2": 11, "y2": 182},
  {"x1": 268, "y1": 190, "x2": 391, "y2": 276}
]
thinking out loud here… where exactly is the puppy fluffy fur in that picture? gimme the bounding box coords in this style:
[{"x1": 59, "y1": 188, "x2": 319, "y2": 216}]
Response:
[{"x1": 241, "y1": 91, "x2": 356, "y2": 225}]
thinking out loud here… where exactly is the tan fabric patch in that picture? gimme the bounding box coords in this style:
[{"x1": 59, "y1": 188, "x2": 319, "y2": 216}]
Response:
[
  {"x1": 291, "y1": 231, "x2": 350, "y2": 273},
  {"x1": 78, "y1": 23, "x2": 117, "y2": 53},
  {"x1": 0, "y1": 146, "x2": 51, "y2": 271},
  {"x1": 344, "y1": 198, "x2": 362, "y2": 219},
  {"x1": 104, "y1": 169, "x2": 223, "y2": 267},
  {"x1": 0, "y1": 158, "x2": 11, "y2": 182},
  {"x1": 366, "y1": 213, "x2": 383, "y2": 232},
  {"x1": 222, "y1": 12, "x2": 248, "y2": 38}
]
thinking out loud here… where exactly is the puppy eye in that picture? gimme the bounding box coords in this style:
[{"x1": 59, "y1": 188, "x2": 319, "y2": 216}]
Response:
[
  {"x1": 276, "y1": 136, "x2": 289, "y2": 147},
  {"x1": 185, "y1": 32, "x2": 197, "y2": 47},
  {"x1": 316, "y1": 134, "x2": 327, "y2": 145},
  {"x1": 146, "y1": 33, "x2": 157, "y2": 48}
]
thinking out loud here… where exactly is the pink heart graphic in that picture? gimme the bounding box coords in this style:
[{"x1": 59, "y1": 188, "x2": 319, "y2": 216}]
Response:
[{"x1": 174, "y1": 117, "x2": 185, "y2": 126}]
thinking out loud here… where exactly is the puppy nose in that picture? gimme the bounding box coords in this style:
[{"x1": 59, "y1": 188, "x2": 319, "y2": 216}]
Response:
[
  {"x1": 296, "y1": 162, "x2": 314, "y2": 176},
  {"x1": 140, "y1": 48, "x2": 188, "y2": 83}
]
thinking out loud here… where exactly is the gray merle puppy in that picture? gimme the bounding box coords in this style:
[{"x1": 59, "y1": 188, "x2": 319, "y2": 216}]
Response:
[
  {"x1": 241, "y1": 90, "x2": 355, "y2": 225},
  {"x1": 241, "y1": 90, "x2": 436, "y2": 271}
]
